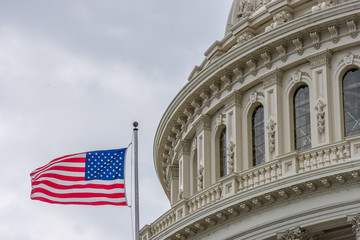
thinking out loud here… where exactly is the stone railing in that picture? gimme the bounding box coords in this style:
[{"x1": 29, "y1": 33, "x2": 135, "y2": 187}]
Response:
[
  {"x1": 297, "y1": 142, "x2": 351, "y2": 172},
  {"x1": 141, "y1": 140, "x2": 354, "y2": 240}
]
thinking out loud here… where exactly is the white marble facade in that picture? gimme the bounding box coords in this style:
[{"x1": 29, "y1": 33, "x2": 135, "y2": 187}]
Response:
[{"x1": 141, "y1": 0, "x2": 360, "y2": 239}]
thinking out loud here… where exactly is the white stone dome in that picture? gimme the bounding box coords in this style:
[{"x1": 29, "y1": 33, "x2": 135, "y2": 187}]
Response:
[{"x1": 141, "y1": 0, "x2": 360, "y2": 239}]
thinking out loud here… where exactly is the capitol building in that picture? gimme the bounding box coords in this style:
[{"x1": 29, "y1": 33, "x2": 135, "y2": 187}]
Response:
[{"x1": 141, "y1": 0, "x2": 360, "y2": 239}]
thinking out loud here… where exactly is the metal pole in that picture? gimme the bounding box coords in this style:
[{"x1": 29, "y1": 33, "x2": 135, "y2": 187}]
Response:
[{"x1": 133, "y1": 121, "x2": 139, "y2": 240}]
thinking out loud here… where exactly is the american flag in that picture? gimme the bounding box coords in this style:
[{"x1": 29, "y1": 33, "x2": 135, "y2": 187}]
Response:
[{"x1": 30, "y1": 148, "x2": 127, "y2": 206}]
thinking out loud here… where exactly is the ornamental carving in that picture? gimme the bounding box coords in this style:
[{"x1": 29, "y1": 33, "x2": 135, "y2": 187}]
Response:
[
  {"x1": 265, "y1": 10, "x2": 293, "y2": 32},
  {"x1": 347, "y1": 214, "x2": 360, "y2": 239},
  {"x1": 315, "y1": 99, "x2": 326, "y2": 134},
  {"x1": 192, "y1": 138, "x2": 197, "y2": 152},
  {"x1": 216, "y1": 114, "x2": 226, "y2": 127},
  {"x1": 227, "y1": 140, "x2": 235, "y2": 174},
  {"x1": 249, "y1": 91, "x2": 264, "y2": 104},
  {"x1": 289, "y1": 70, "x2": 310, "y2": 85},
  {"x1": 311, "y1": 0, "x2": 333, "y2": 13},
  {"x1": 178, "y1": 189, "x2": 183, "y2": 200},
  {"x1": 277, "y1": 227, "x2": 312, "y2": 240},
  {"x1": 197, "y1": 165, "x2": 204, "y2": 190},
  {"x1": 267, "y1": 119, "x2": 276, "y2": 153},
  {"x1": 237, "y1": 31, "x2": 254, "y2": 45},
  {"x1": 236, "y1": 0, "x2": 254, "y2": 19}
]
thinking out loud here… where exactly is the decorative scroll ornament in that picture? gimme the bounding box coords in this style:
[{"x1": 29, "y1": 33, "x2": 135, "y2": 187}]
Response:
[
  {"x1": 277, "y1": 227, "x2": 312, "y2": 240},
  {"x1": 192, "y1": 138, "x2": 197, "y2": 152},
  {"x1": 227, "y1": 141, "x2": 235, "y2": 174},
  {"x1": 315, "y1": 99, "x2": 326, "y2": 134},
  {"x1": 265, "y1": 10, "x2": 293, "y2": 32},
  {"x1": 311, "y1": 0, "x2": 333, "y2": 13},
  {"x1": 289, "y1": 70, "x2": 310, "y2": 85},
  {"x1": 267, "y1": 119, "x2": 276, "y2": 153},
  {"x1": 216, "y1": 114, "x2": 226, "y2": 127},
  {"x1": 197, "y1": 165, "x2": 204, "y2": 190},
  {"x1": 249, "y1": 91, "x2": 264, "y2": 104}
]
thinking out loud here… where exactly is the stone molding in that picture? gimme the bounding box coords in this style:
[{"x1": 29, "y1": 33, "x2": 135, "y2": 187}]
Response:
[
  {"x1": 222, "y1": 90, "x2": 243, "y2": 110},
  {"x1": 277, "y1": 227, "x2": 312, "y2": 240},
  {"x1": 193, "y1": 115, "x2": 212, "y2": 133},
  {"x1": 261, "y1": 68, "x2": 284, "y2": 88},
  {"x1": 306, "y1": 49, "x2": 333, "y2": 68}
]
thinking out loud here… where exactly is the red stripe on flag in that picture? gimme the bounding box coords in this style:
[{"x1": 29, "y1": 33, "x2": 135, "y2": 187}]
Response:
[
  {"x1": 30, "y1": 157, "x2": 86, "y2": 177},
  {"x1": 32, "y1": 180, "x2": 124, "y2": 190},
  {"x1": 31, "y1": 188, "x2": 125, "y2": 199},
  {"x1": 31, "y1": 197, "x2": 127, "y2": 206},
  {"x1": 33, "y1": 173, "x2": 85, "y2": 181}
]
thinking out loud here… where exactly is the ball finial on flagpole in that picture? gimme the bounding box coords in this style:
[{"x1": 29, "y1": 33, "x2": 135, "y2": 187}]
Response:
[{"x1": 133, "y1": 121, "x2": 138, "y2": 130}]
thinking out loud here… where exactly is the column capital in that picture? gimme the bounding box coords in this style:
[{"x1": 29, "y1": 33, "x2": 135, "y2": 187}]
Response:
[
  {"x1": 261, "y1": 68, "x2": 284, "y2": 88},
  {"x1": 193, "y1": 114, "x2": 212, "y2": 133},
  {"x1": 175, "y1": 140, "x2": 191, "y2": 156},
  {"x1": 277, "y1": 227, "x2": 312, "y2": 240},
  {"x1": 347, "y1": 213, "x2": 360, "y2": 240},
  {"x1": 222, "y1": 90, "x2": 243, "y2": 110},
  {"x1": 306, "y1": 49, "x2": 333, "y2": 68}
]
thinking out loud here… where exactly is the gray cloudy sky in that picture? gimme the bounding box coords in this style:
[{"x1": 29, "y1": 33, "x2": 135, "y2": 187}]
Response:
[{"x1": 0, "y1": 1, "x2": 232, "y2": 239}]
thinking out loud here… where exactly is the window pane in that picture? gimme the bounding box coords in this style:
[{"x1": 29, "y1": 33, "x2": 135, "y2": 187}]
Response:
[
  {"x1": 219, "y1": 128, "x2": 227, "y2": 177},
  {"x1": 252, "y1": 105, "x2": 265, "y2": 166},
  {"x1": 294, "y1": 85, "x2": 311, "y2": 151},
  {"x1": 343, "y1": 69, "x2": 360, "y2": 137}
]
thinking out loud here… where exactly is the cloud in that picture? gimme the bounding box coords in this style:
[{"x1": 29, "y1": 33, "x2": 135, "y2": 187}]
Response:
[{"x1": 0, "y1": 1, "x2": 233, "y2": 239}]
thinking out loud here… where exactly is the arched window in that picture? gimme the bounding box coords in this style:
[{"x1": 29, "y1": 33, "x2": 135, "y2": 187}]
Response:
[
  {"x1": 343, "y1": 69, "x2": 360, "y2": 137},
  {"x1": 192, "y1": 150, "x2": 198, "y2": 193},
  {"x1": 293, "y1": 85, "x2": 311, "y2": 151},
  {"x1": 252, "y1": 105, "x2": 265, "y2": 166},
  {"x1": 219, "y1": 128, "x2": 227, "y2": 177}
]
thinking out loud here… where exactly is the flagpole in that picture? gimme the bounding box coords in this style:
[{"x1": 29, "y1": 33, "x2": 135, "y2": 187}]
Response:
[{"x1": 133, "y1": 121, "x2": 140, "y2": 240}]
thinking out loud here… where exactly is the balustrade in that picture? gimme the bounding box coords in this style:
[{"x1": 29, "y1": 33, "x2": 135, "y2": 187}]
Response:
[{"x1": 142, "y1": 141, "x2": 353, "y2": 239}]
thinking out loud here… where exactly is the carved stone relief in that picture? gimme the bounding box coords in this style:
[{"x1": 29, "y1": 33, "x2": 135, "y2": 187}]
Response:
[
  {"x1": 236, "y1": 0, "x2": 254, "y2": 19},
  {"x1": 277, "y1": 227, "x2": 312, "y2": 240},
  {"x1": 315, "y1": 99, "x2": 326, "y2": 134},
  {"x1": 311, "y1": 0, "x2": 334, "y2": 13},
  {"x1": 265, "y1": 10, "x2": 293, "y2": 32},
  {"x1": 288, "y1": 70, "x2": 310, "y2": 86},
  {"x1": 178, "y1": 189, "x2": 183, "y2": 200},
  {"x1": 267, "y1": 119, "x2": 276, "y2": 153},
  {"x1": 197, "y1": 165, "x2": 204, "y2": 190},
  {"x1": 249, "y1": 91, "x2": 264, "y2": 104},
  {"x1": 347, "y1": 214, "x2": 360, "y2": 240},
  {"x1": 227, "y1": 140, "x2": 235, "y2": 174},
  {"x1": 216, "y1": 114, "x2": 226, "y2": 127}
]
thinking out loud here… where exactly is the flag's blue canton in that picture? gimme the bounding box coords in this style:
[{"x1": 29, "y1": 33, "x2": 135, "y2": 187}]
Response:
[{"x1": 85, "y1": 148, "x2": 126, "y2": 181}]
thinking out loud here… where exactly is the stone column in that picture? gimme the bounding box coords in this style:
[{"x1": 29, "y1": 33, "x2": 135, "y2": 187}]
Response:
[
  {"x1": 175, "y1": 140, "x2": 191, "y2": 199},
  {"x1": 194, "y1": 115, "x2": 212, "y2": 188},
  {"x1": 222, "y1": 90, "x2": 243, "y2": 173},
  {"x1": 347, "y1": 213, "x2": 360, "y2": 240},
  {"x1": 168, "y1": 165, "x2": 179, "y2": 205},
  {"x1": 277, "y1": 227, "x2": 312, "y2": 240},
  {"x1": 262, "y1": 69, "x2": 284, "y2": 161},
  {"x1": 306, "y1": 49, "x2": 333, "y2": 147}
]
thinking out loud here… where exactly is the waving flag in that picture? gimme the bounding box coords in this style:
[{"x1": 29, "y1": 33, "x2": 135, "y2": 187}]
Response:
[{"x1": 30, "y1": 148, "x2": 127, "y2": 206}]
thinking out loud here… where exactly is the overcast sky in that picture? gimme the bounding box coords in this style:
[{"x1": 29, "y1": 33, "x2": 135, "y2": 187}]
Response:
[{"x1": 0, "y1": 1, "x2": 232, "y2": 239}]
